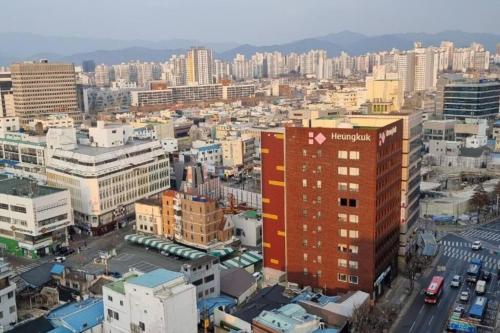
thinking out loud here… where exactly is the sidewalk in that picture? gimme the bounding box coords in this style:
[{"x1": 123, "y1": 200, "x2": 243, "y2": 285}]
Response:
[{"x1": 378, "y1": 275, "x2": 421, "y2": 333}]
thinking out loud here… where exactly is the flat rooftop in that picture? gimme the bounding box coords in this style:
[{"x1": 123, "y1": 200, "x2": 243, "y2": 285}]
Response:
[
  {"x1": 69, "y1": 138, "x2": 154, "y2": 157},
  {"x1": 0, "y1": 176, "x2": 65, "y2": 198},
  {"x1": 104, "y1": 274, "x2": 138, "y2": 295},
  {"x1": 128, "y1": 268, "x2": 184, "y2": 288}
]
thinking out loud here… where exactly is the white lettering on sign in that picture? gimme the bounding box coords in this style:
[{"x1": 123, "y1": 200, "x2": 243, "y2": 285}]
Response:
[
  {"x1": 378, "y1": 126, "x2": 398, "y2": 146},
  {"x1": 331, "y1": 133, "x2": 371, "y2": 143}
]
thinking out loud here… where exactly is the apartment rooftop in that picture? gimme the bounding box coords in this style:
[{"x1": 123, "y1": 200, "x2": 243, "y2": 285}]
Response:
[
  {"x1": 70, "y1": 138, "x2": 154, "y2": 157},
  {"x1": 0, "y1": 176, "x2": 65, "y2": 198},
  {"x1": 104, "y1": 274, "x2": 138, "y2": 295},
  {"x1": 127, "y1": 268, "x2": 184, "y2": 289}
]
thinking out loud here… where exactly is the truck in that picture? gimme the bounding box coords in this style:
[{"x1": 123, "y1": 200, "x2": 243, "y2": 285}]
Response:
[{"x1": 466, "y1": 258, "x2": 482, "y2": 283}]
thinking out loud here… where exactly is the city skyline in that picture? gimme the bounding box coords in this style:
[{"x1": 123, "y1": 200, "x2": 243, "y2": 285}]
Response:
[{"x1": 2, "y1": 0, "x2": 500, "y2": 44}]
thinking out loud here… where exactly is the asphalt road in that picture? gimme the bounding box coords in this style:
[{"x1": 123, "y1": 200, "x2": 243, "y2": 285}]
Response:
[{"x1": 394, "y1": 230, "x2": 500, "y2": 333}]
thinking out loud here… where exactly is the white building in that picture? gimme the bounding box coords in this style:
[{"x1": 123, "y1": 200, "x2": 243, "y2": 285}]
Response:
[
  {"x1": 103, "y1": 268, "x2": 197, "y2": 333},
  {"x1": 0, "y1": 260, "x2": 16, "y2": 331},
  {"x1": 183, "y1": 141, "x2": 222, "y2": 166},
  {"x1": 0, "y1": 175, "x2": 72, "y2": 257},
  {"x1": 0, "y1": 117, "x2": 19, "y2": 134},
  {"x1": 45, "y1": 122, "x2": 170, "y2": 235},
  {"x1": 227, "y1": 210, "x2": 262, "y2": 247},
  {"x1": 29, "y1": 114, "x2": 74, "y2": 131}
]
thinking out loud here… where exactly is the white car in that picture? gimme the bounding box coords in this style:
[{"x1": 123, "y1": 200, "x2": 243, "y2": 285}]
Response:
[
  {"x1": 471, "y1": 241, "x2": 482, "y2": 250},
  {"x1": 450, "y1": 275, "x2": 461, "y2": 288},
  {"x1": 54, "y1": 256, "x2": 66, "y2": 263},
  {"x1": 459, "y1": 291, "x2": 470, "y2": 302}
]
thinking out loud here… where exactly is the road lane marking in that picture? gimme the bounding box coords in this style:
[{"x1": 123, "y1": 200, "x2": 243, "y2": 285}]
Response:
[
  {"x1": 410, "y1": 321, "x2": 416, "y2": 332},
  {"x1": 418, "y1": 305, "x2": 424, "y2": 315},
  {"x1": 428, "y1": 315, "x2": 434, "y2": 325}
]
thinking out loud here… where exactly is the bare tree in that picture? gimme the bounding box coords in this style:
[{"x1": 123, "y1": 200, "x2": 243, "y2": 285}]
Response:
[
  {"x1": 351, "y1": 302, "x2": 398, "y2": 333},
  {"x1": 403, "y1": 252, "x2": 430, "y2": 291},
  {"x1": 469, "y1": 185, "x2": 490, "y2": 223}
]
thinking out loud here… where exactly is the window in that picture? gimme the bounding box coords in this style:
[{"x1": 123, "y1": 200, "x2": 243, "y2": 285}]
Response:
[
  {"x1": 193, "y1": 279, "x2": 202, "y2": 286},
  {"x1": 303, "y1": 239, "x2": 308, "y2": 247},
  {"x1": 303, "y1": 253, "x2": 308, "y2": 262},
  {"x1": 349, "y1": 230, "x2": 359, "y2": 239},
  {"x1": 316, "y1": 180, "x2": 322, "y2": 189},
  {"x1": 302, "y1": 179, "x2": 308, "y2": 188},
  {"x1": 303, "y1": 224, "x2": 308, "y2": 232},
  {"x1": 302, "y1": 149, "x2": 307, "y2": 157},
  {"x1": 302, "y1": 209, "x2": 308, "y2": 217},
  {"x1": 204, "y1": 274, "x2": 215, "y2": 283},
  {"x1": 349, "y1": 245, "x2": 359, "y2": 254},
  {"x1": 338, "y1": 259, "x2": 348, "y2": 267},
  {"x1": 349, "y1": 275, "x2": 359, "y2": 284},
  {"x1": 338, "y1": 167, "x2": 348, "y2": 175},
  {"x1": 7, "y1": 291, "x2": 13, "y2": 299},
  {"x1": 108, "y1": 296, "x2": 113, "y2": 302},
  {"x1": 339, "y1": 229, "x2": 347, "y2": 237},
  {"x1": 338, "y1": 150, "x2": 348, "y2": 159},
  {"x1": 0, "y1": 203, "x2": 7, "y2": 210},
  {"x1": 317, "y1": 149, "x2": 322, "y2": 157},
  {"x1": 113, "y1": 312, "x2": 119, "y2": 320},
  {"x1": 349, "y1": 151, "x2": 360, "y2": 160},
  {"x1": 317, "y1": 256, "x2": 322, "y2": 264},
  {"x1": 107, "y1": 309, "x2": 113, "y2": 318},
  {"x1": 316, "y1": 196, "x2": 322, "y2": 203},
  {"x1": 210, "y1": 287, "x2": 215, "y2": 293},
  {"x1": 10, "y1": 205, "x2": 26, "y2": 213},
  {"x1": 349, "y1": 199, "x2": 357, "y2": 207},
  {"x1": 349, "y1": 183, "x2": 359, "y2": 192},
  {"x1": 317, "y1": 240, "x2": 321, "y2": 248},
  {"x1": 302, "y1": 194, "x2": 308, "y2": 202},
  {"x1": 349, "y1": 215, "x2": 359, "y2": 224},
  {"x1": 139, "y1": 321, "x2": 146, "y2": 331},
  {"x1": 120, "y1": 300, "x2": 123, "y2": 306},
  {"x1": 338, "y1": 182, "x2": 348, "y2": 191},
  {"x1": 316, "y1": 211, "x2": 321, "y2": 219},
  {"x1": 317, "y1": 165, "x2": 322, "y2": 173},
  {"x1": 8, "y1": 306, "x2": 14, "y2": 314},
  {"x1": 303, "y1": 268, "x2": 308, "y2": 276},
  {"x1": 0, "y1": 311, "x2": 3, "y2": 319},
  {"x1": 338, "y1": 213, "x2": 347, "y2": 222},
  {"x1": 317, "y1": 270, "x2": 322, "y2": 277},
  {"x1": 349, "y1": 167, "x2": 359, "y2": 176},
  {"x1": 338, "y1": 273, "x2": 347, "y2": 282},
  {"x1": 338, "y1": 244, "x2": 347, "y2": 252},
  {"x1": 317, "y1": 225, "x2": 322, "y2": 232},
  {"x1": 302, "y1": 164, "x2": 307, "y2": 172},
  {"x1": 349, "y1": 261, "x2": 359, "y2": 270},
  {"x1": 339, "y1": 198, "x2": 348, "y2": 206}
]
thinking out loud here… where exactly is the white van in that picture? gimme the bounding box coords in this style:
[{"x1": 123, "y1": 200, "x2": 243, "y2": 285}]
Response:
[{"x1": 475, "y1": 280, "x2": 486, "y2": 295}]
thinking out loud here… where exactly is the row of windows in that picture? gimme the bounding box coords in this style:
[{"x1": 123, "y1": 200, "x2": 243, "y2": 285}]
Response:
[
  {"x1": 338, "y1": 259, "x2": 359, "y2": 269},
  {"x1": 0, "y1": 204, "x2": 27, "y2": 213},
  {"x1": 302, "y1": 149, "x2": 360, "y2": 160},
  {"x1": 338, "y1": 273, "x2": 359, "y2": 284}
]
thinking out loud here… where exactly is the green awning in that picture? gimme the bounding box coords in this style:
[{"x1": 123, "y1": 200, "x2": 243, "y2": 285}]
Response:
[
  {"x1": 222, "y1": 251, "x2": 262, "y2": 268},
  {"x1": 209, "y1": 247, "x2": 235, "y2": 257},
  {"x1": 124, "y1": 234, "x2": 206, "y2": 260}
]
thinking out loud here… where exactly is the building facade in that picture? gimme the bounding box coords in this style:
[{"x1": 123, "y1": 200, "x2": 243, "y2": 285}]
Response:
[
  {"x1": 443, "y1": 81, "x2": 500, "y2": 120},
  {"x1": 262, "y1": 118, "x2": 403, "y2": 297},
  {"x1": 0, "y1": 260, "x2": 16, "y2": 331}
]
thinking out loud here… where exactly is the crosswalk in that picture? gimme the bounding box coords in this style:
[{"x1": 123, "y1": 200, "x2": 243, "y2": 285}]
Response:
[
  {"x1": 460, "y1": 228, "x2": 500, "y2": 242},
  {"x1": 14, "y1": 262, "x2": 42, "y2": 275},
  {"x1": 442, "y1": 246, "x2": 499, "y2": 270}
]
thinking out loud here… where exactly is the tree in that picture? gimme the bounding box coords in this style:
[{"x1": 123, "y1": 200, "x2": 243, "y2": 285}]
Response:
[
  {"x1": 404, "y1": 252, "x2": 430, "y2": 291},
  {"x1": 491, "y1": 181, "x2": 500, "y2": 214},
  {"x1": 351, "y1": 302, "x2": 398, "y2": 333},
  {"x1": 469, "y1": 185, "x2": 490, "y2": 222}
]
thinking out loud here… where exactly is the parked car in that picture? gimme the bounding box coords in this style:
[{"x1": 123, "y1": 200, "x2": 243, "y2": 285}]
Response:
[
  {"x1": 459, "y1": 291, "x2": 470, "y2": 302},
  {"x1": 107, "y1": 271, "x2": 122, "y2": 278},
  {"x1": 471, "y1": 241, "x2": 482, "y2": 250},
  {"x1": 482, "y1": 271, "x2": 491, "y2": 282},
  {"x1": 453, "y1": 305, "x2": 465, "y2": 317},
  {"x1": 57, "y1": 247, "x2": 75, "y2": 256},
  {"x1": 53, "y1": 256, "x2": 66, "y2": 263},
  {"x1": 475, "y1": 280, "x2": 486, "y2": 295},
  {"x1": 450, "y1": 275, "x2": 461, "y2": 288}
]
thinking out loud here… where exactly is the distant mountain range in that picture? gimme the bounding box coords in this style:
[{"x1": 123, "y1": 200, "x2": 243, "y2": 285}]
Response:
[{"x1": 1, "y1": 30, "x2": 499, "y2": 66}]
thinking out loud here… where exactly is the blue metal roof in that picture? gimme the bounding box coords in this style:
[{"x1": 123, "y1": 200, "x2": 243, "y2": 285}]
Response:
[
  {"x1": 197, "y1": 296, "x2": 236, "y2": 316},
  {"x1": 47, "y1": 297, "x2": 104, "y2": 333},
  {"x1": 51, "y1": 264, "x2": 64, "y2": 275},
  {"x1": 128, "y1": 268, "x2": 183, "y2": 288}
]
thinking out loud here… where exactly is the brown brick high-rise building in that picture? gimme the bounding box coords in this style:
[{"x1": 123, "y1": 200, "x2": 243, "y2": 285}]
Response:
[
  {"x1": 261, "y1": 118, "x2": 403, "y2": 298},
  {"x1": 10, "y1": 60, "x2": 81, "y2": 126}
]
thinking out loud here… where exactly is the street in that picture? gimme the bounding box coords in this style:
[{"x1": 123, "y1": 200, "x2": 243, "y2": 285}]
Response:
[{"x1": 393, "y1": 222, "x2": 500, "y2": 333}]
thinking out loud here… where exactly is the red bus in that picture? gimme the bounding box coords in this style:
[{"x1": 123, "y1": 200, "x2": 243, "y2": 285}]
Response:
[{"x1": 424, "y1": 276, "x2": 444, "y2": 304}]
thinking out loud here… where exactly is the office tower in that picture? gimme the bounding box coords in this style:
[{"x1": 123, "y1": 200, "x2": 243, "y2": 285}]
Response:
[
  {"x1": 261, "y1": 118, "x2": 403, "y2": 297},
  {"x1": 397, "y1": 52, "x2": 415, "y2": 93},
  {"x1": 0, "y1": 72, "x2": 14, "y2": 117},
  {"x1": 10, "y1": 61, "x2": 80, "y2": 126},
  {"x1": 187, "y1": 47, "x2": 213, "y2": 85},
  {"x1": 440, "y1": 41, "x2": 454, "y2": 70},
  {"x1": 443, "y1": 80, "x2": 500, "y2": 120},
  {"x1": 366, "y1": 76, "x2": 404, "y2": 112},
  {"x1": 82, "y1": 60, "x2": 96, "y2": 73},
  {"x1": 94, "y1": 64, "x2": 110, "y2": 87}
]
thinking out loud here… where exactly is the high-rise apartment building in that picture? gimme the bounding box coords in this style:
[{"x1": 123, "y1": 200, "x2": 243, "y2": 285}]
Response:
[
  {"x1": 414, "y1": 45, "x2": 436, "y2": 91},
  {"x1": 396, "y1": 52, "x2": 415, "y2": 93},
  {"x1": 82, "y1": 60, "x2": 96, "y2": 73},
  {"x1": 261, "y1": 118, "x2": 403, "y2": 297},
  {"x1": 187, "y1": 47, "x2": 213, "y2": 85},
  {"x1": 10, "y1": 61, "x2": 80, "y2": 126},
  {"x1": 443, "y1": 80, "x2": 500, "y2": 120},
  {"x1": 94, "y1": 64, "x2": 110, "y2": 87}
]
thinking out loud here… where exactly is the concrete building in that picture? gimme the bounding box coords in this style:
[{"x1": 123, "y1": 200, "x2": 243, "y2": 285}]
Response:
[
  {"x1": 227, "y1": 210, "x2": 262, "y2": 247},
  {"x1": 161, "y1": 190, "x2": 234, "y2": 250},
  {"x1": 0, "y1": 72, "x2": 14, "y2": 118},
  {"x1": 135, "y1": 198, "x2": 162, "y2": 235},
  {"x1": 366, "y1": 77, "x2": 404, "y2": 112},
  {"x1": 10, "y1": 61, "x2": 81, "y2": 126},
  {"x1": 171, "y1": 84, "x2": 223, "y2": 103},
  {"x1": 0, "y1": 175, "x2": 72, "y2": 257},
  {"x1": 95, "y1": 64, "x2": 111, "y2": 88},
  {"x1": 261, "y1": 118, "x2": 403, "y2": 298},
  {"x1": 103, "y1": 269, "x2": 198, "y2": 333},
  {"x1": 29, "y1": 114, "x2": 74, "y2": 131},
  {"x1": 252, "y1": 304, "x2": 322, "y2": 333},
  {"x1": 423, "y1": 120, "x2": 456, "y2": 141},
  {"x1": 0, "y1": 117, "x2": 19, "y2": 133},
  {"x1": 454, "y1": 118, "x2": 488, "y2": 143},
  {"x1": 131, "y1": 90, "x2": 173, "y2": 107},
  {"x1": 414, "y1": 46, "x2": 436, "y2": 91},
  {"x1": 181, "y1": 255, "x2": 220, "y2": 300},
  {"x1": 222, "y1": 85, "x2": 256, "y2": 100},
  {"x1": 187, "y1": 47, "x2": 214, "y2": 86},
  {"x1": 0, "y1": 260, "x2": 17, "y2": 331},
  {"x1": 443, "y1": 81, "x2": 500, "y2": 120},
  {"x1": 46, "y1": 122, "x2": 170, "y2": 235},
  {"x1": 83, "y1": 88, "x2": 133, "y2": 114},
  {"x1": 222, "y1": 137, "x2": 256, "y2": 169}
]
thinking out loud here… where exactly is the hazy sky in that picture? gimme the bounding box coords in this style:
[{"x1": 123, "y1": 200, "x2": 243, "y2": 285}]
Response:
[{"x1": 2, "y1": 0, "x2": 499, "y2": 44}]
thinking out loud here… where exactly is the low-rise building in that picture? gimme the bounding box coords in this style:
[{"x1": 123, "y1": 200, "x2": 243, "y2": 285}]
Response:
[
  {"x1": 252, "y1": 304, "x2": 322, "y2": 333},
  {"x1": 0, "y1": 175, "x2": 72, "y2": 257},
  {"x1": 227, "y1": 211, "x2": 262, "y2": 247},
  {"x1": 135, "y1": 198, "x2": 162, "y2": 236},
  {"x1": 181, "y1": 255, "x2": 220, "y2": 300},
  {"x1": 423, "y1": 120, "x2": 456, "y2": 142},
  {"x1": 0, "y1": 117, "x2": 19, "y2": 133},
  {"x1": 222, "y1": 137, "x2": 256, "y2": 169},
  {"x1": 103, "y1": 268, "x2": 198, "y2": 333}
]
